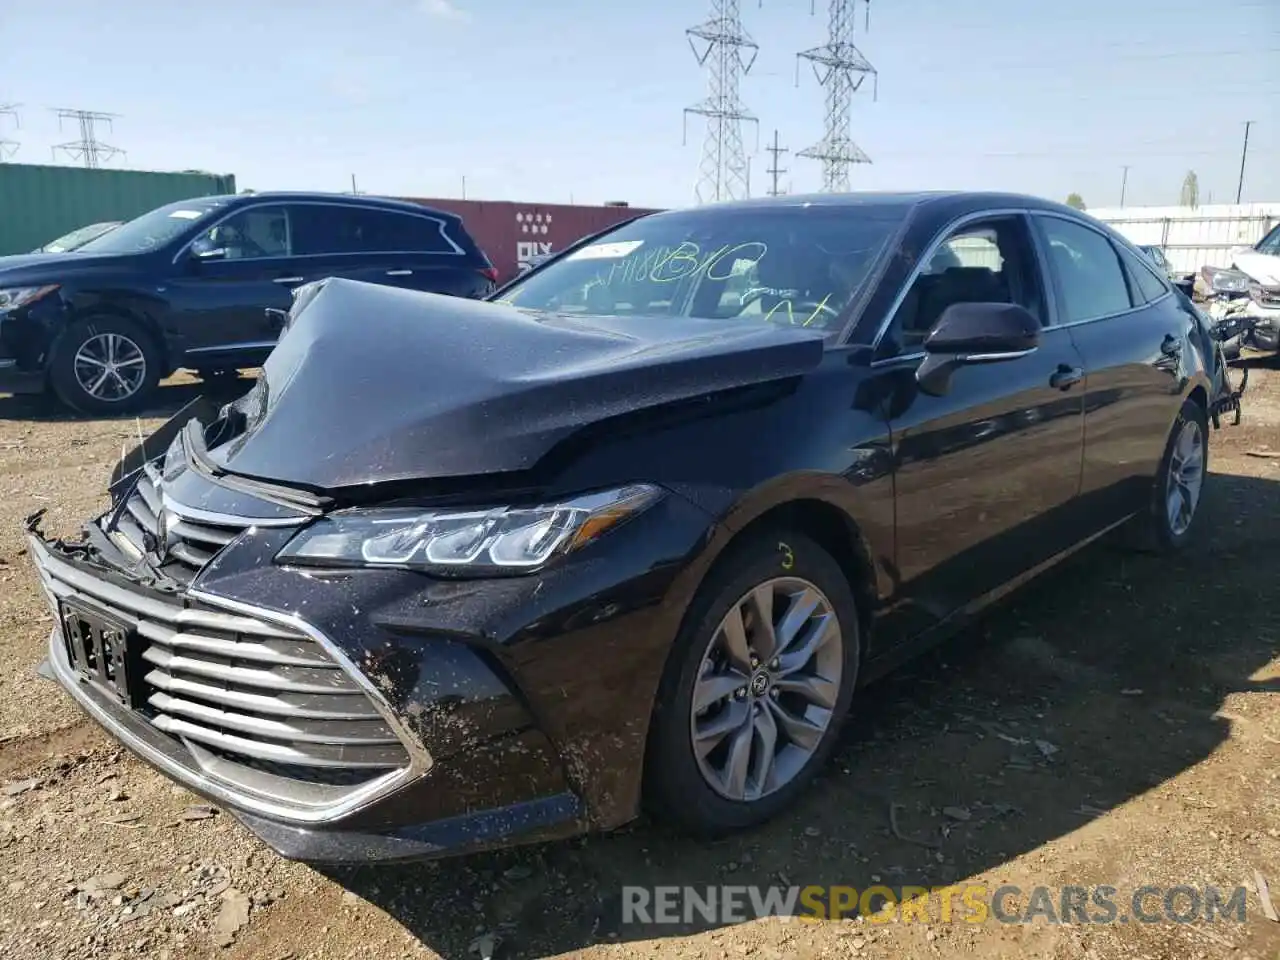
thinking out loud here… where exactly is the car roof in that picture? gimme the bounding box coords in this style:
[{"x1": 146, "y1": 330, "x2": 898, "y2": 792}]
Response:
[
  {"x1": 199, "y1": 192, "x2": 464, "y2": 221},
  {"x1": 655, "y1": 190, "x2": 1082, "y2": 218}
]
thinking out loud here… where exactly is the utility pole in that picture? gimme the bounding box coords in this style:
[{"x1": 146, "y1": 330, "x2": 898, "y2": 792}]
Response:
[
  {"x1": 765, "y1": 129, "x2": 789, "y2": 197},
  {"x1": 51, "y1": 108, "x2": 124, "y2": 168},
  {"x1": 0, "y1": 103, "x2": 20, "y2": 161},
  {"x1": 1120, "y1": 165, "x2": 1130, "y2": 207},
  {"x1": 1236, "y1": 120, "x2": 1254, "y2": 204}
]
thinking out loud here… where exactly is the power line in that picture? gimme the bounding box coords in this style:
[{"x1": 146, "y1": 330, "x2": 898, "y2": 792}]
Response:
[
  {"x1": 684, "y1": 0, "x2": 760, "y2": 204},
  {"x1": 899, "y1": 45, "x2": 1280, "y2": 74},
  {"x1": 51, "y1": 108, "x2": 125, "y2": 168}
]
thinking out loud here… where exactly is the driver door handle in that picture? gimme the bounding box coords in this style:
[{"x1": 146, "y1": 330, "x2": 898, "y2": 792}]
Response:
[
  {"x1": 273, "y1": 276, "x2": 305, "y2": 285},
  {"x1": 385, "y1": 269, "x2": 413, "y2": 277},
  {"x1": 1050, "y1": 364, "x2": 1084, "y2": 391}
]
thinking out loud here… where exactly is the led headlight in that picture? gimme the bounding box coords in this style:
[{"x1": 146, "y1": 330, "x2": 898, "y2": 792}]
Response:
[
  {"x1": 0, "y1": 285, "x2": 60, "y2": 311},
  {"x1": 276, "y1": 484, "x2": 663, "y2": 574}
]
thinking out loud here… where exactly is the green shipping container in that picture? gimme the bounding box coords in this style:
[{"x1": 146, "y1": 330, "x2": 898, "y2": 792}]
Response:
[{"x1": 0, "y1": 163, "x2": 236, "y2": 255}]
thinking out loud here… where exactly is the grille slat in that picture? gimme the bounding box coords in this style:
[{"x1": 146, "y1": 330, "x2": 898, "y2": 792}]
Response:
[
  {"x1": 125, "y1": 496, "x2": 157, "y2": 531},
  {"x1": 148, "y1": 691, "x2": 400, "y2": 747},
  {"x1": 136, "y1": 620, "x2": 334, "y2": 668},
  {"x1": 142, "y1": 645, "x2": 360, "y2": 694},
  {"x1": 151, "y1": 714, "x2": 408, "y2": 768},
  {"x1": 170, "y1": 518, "x2": 237, "y2": 547},
  {"x1": 143, "y1": 669, "x2": 390, "y2": 720},
  {"x1": 170, "y1": 541, "x2": 215, "y2": 568}
]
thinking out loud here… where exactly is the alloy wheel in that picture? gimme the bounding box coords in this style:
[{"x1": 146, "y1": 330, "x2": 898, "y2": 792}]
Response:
[
  {"x1": 690, "y1": 577, "x2": 843, "y2": 802},
  {"x1": 73, "y1": 333, "x2": 147, "y2": 403},
  {"x1": 1166, "y1": 418, "x2": 1205, "y2": 536}
]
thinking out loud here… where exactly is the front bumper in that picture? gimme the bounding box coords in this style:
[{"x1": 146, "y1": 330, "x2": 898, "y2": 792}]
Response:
[
  {"x1": 26, "y1": 483, "x2": 708, "y2": 862},
  {"x1": 1209, "y1": 299, "x2": 1280, "y2": 354}
]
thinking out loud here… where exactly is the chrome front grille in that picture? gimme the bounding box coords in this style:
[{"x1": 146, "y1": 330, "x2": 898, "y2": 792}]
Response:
[
  {"x1": 109, "y1": 464, "x2": 246, "y2": 581},
  {"x1": 34, "y1": 540, "x2": 414, "y2": 813}
]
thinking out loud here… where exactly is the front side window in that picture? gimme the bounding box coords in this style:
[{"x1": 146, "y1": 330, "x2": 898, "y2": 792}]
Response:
[
  {"x1": 494, "y1": 206, "x2": 906, "y2": 333},
  {"x1": 882, "y1": 217, "x2": 1042, "y2": 354},
  {"x1": 1038, "y1": 217, "x2": 1133, "y2": 323},
  {"x1": 190, "y1": 206, "x2": 291, "y2": 260}
]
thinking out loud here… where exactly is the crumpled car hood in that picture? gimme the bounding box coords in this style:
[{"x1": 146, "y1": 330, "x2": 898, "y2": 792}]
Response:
[
  {"x1": 210, "y1": 278, "x2": 826, "y2": 489},
  {"x1": 1234, "y1": 250, "x2": 1280, "y2": 287}
]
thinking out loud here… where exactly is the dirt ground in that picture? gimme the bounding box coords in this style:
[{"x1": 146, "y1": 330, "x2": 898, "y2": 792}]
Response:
[{"x1": 0, "y1": 366, "x2": 1277, "y2": 960}]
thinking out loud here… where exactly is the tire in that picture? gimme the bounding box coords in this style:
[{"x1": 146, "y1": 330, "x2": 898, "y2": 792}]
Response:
[
  {"x1": 643, "y1": 532, "x2": 861, "y2": 836},
  {"x1": 1124, "y1": 397, "x2": 1209, "y2": 553},
  {"x1": 48, "y1": 316, "x2": 161, "y2": 415}
]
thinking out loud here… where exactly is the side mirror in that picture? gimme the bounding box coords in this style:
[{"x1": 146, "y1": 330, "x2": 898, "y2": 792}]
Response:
[{"x1": 916, "y1": 302, "x2": 1040, "y2": 396}]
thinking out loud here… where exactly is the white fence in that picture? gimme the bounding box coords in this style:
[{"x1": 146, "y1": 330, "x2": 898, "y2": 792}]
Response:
[{"x1": 1088, "y1": 203, "x2": 1280, "y2": 274}]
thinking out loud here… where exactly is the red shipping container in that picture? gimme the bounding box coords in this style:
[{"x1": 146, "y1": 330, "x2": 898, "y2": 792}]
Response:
[{"x1": 399, "y1": 197, "x2": 664, "y2": 284}]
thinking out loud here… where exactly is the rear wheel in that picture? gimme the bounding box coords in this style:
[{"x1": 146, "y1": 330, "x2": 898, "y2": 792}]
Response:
[
  {"x1": 1124, "y1": 397, "x2": 1209, "y2": 553},
  {"x1": 48, "y1": 316, "x2": 161, "y2": 415},
  {"x1": 644, "y1": 533, "x2": 860, "y2": 836}
]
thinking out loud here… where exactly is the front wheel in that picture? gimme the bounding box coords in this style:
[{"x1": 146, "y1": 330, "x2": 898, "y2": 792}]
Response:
[
  {"x1": 1124, "y1": 397, "x2": 1209, "y2": 553},
  {"x1": 644, "y1": 533, "x2": 860, "y2": 836},
  {"x1": 48, "y1": 317, "x2": 161, "y2": 415}
]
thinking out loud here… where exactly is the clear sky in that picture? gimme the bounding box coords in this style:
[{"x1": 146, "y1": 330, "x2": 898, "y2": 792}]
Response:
[{"x1": 1, "y1": 0, "x2": 1276, "y2": 209}]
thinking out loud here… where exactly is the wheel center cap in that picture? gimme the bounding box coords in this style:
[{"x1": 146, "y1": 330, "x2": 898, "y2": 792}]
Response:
[{"x1": 749, "y1": 672, "x2": 771, "y2": 697}]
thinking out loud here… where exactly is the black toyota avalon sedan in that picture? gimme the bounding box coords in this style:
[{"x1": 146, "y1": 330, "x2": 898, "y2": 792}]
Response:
[
  {"x1": 0, "y1": 192, "x2": 496, "y2": 413},
  {"x1": 28, "y1": 192, "x2": 1221, "y2": 864}
]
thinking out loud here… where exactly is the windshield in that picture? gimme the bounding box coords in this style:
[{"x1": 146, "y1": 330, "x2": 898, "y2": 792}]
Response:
[
  {"x1": 1256, "y1": 224, "x2": 1280, "y2": 257},
  {"x1": 76, "y1": 198, "x2": 229, "y2": 255},
  {"x1": 495, "y1": 205, "x2": 906, "y2": 332},
  {"x1": 41, "y1": 222, "x2": 120, "y2": 253}
]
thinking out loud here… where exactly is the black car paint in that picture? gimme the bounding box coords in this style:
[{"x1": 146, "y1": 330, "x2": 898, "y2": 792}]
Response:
[
  {"x1": 0, "y1": 193, "x2": 495, "y2": 397},
  {"x1": 28, "y1": 191, "x2": 1212, "y2": 863}
]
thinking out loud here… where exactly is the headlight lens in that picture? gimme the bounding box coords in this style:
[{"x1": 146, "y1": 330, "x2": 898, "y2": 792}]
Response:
[
  {"x1": 1201, "y1": 266, "x2": 1250, "y2": 294},
  {"x1": 276, "y1": 484, "x2": 663, "y2": 574},
  {"x1": 0, "y1": 285, "x2": 60, "y2": 311}
]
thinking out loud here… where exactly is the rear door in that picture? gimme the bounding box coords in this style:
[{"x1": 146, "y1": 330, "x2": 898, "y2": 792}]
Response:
[
  {"x1": 1032, "y1": 213, "x2": 1190, "y2": 527},
  {"x1": 870, "y1": 212, "x2": 1087, "y2": 646}
]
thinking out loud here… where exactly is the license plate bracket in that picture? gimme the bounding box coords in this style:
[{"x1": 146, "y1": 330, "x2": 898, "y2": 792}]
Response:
[{"x1": 58, "y1": 599, "x2": 141, "y2": 708}]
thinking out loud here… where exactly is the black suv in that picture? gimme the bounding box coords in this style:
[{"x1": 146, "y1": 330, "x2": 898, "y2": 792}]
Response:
[{"x1": 0, "y1": 192, "x2": 497, "y2": 413}]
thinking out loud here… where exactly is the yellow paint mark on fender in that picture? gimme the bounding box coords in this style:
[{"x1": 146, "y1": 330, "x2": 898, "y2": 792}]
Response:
[{"x1": 778, "y1": 541, "x2": 795, "y2": 570}]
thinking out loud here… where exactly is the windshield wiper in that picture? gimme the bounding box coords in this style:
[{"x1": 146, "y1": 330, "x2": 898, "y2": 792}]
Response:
[{"x1": 181, "y1": 420, "x2": 331, "y2": 515}]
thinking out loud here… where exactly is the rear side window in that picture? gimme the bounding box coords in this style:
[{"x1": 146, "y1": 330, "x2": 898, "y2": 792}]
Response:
[
  {"x1": 1037, "y1": 217, "x2": 1133, "y2": 323},
  {"x1": 290, "y1": 205, "x2": 461, "y2": 256},
  {"x1": 1117, "y1": 245, "x2": 1170, "y2": 305}
]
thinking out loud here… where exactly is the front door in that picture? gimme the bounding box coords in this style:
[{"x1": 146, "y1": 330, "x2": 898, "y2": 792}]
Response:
[
  {"x1": 869, "y1": 214, "x2": 1087, "y2": 645},
  {"x1": 167, "y1": 203, "x2": 297, "y2": 368}
]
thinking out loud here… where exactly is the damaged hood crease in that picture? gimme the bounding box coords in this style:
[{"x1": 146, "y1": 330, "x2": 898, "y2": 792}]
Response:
[{"x1": 207, "y1": 279, "x2": 827, "y2": 490}]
